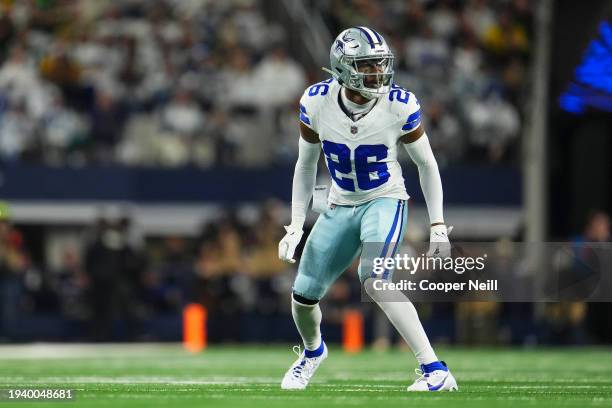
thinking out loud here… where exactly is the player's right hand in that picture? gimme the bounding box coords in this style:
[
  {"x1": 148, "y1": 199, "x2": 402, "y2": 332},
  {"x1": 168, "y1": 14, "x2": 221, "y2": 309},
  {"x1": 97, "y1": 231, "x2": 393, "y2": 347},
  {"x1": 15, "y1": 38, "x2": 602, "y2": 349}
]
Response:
[{"x1": 278, "y1": 225, "x2": 304, "y2": 264}]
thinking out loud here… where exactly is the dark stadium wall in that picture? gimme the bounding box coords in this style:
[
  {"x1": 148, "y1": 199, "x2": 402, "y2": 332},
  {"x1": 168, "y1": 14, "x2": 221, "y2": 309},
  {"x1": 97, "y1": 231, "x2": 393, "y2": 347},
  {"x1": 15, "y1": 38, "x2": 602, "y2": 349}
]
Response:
[
  {"x1": 0, "y1": 163, "x2": 521, "y2": 206},
  {"x1": 568, "y1": 119, "x2": 612, "y2": 233}
]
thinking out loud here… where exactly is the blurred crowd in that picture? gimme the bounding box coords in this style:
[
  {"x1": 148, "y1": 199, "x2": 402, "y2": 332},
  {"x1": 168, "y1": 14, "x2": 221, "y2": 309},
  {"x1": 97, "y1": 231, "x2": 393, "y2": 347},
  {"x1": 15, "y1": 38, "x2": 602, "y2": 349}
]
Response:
[
  {"x1": 0, "y1": 0, "x2": 532, "y2": 168},
  {"x1": 0, "y1": 0, "x2": 305, "y2": 168}
]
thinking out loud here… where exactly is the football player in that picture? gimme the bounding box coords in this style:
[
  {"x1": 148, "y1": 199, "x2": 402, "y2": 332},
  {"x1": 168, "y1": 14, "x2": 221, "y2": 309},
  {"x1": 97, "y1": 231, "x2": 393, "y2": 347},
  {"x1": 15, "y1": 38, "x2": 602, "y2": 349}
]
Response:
[{"x1": 278, "y1": 27, "x2": 458, "y2": 392}]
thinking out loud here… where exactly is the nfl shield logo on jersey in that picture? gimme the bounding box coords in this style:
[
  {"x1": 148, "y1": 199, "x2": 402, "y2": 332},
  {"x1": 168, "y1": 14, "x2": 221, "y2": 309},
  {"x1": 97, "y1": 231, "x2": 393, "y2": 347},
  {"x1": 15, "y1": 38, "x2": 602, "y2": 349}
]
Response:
[{"x1": 350, "y1": 125, "x2": 358, "y2": 134}]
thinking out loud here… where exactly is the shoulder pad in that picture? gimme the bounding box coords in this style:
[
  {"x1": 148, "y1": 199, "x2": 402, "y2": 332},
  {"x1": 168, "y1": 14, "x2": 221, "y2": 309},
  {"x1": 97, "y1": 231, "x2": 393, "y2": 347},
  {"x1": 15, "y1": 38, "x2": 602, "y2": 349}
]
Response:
[
  {"x1": 299, "y1": 78, "x2": 335, "y2": 131},
  {"x1": 387, "y1": 84, "x2": 422, "y2": 134}
]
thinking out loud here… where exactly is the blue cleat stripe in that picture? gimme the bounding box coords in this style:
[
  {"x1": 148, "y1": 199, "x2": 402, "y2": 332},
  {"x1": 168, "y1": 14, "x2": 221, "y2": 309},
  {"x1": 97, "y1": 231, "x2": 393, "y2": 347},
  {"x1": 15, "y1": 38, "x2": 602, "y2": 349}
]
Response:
[{"x1": 428, "y1": 379, "x2": 446, "y2": 391}]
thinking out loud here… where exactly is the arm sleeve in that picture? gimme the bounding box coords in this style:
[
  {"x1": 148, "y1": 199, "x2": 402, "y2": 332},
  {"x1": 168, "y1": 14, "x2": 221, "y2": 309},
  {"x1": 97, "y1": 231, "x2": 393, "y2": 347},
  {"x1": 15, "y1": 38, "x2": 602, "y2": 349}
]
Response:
[
  {"x1": 290, "y1": 136, "x2": 321, "y2": 229},
  {"x1": 403, "y1": 133, "x2": 444, "y2": 224}
]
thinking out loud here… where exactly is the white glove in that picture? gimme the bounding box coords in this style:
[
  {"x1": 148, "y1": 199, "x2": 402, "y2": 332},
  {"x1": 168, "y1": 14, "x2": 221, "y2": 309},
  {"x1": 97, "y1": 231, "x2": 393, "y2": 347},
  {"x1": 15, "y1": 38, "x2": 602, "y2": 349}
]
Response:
[
  {"x1": 427, "y1": 224, "x2": 453, "y2": 258},
  {"x1": 278, "y1": 225, "x2": 304, "y2": 264}
]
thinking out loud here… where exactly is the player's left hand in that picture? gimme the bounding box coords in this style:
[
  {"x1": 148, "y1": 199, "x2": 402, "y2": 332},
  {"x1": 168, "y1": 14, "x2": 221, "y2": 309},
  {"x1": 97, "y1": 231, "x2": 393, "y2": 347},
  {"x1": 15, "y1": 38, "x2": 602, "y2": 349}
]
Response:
[
  {"x1": 427, "y1": 224, "x2": 453, "y2": 258},
  {"x1": 278, "y1": 225, "x2": 304, "y2": 264}
]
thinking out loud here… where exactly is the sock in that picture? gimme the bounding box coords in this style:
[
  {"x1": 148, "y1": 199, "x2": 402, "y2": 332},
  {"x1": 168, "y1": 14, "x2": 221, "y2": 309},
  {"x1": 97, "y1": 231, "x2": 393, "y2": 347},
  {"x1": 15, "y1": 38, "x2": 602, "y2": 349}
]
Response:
[
  {"x1": 422, "y1": 361, "x2": 447, "y2": 373},
  {"x1": 291, "y1": 297, "x2": 323, "y2": 352},
  {"x1": 304, "y1": 341, "x2": 325, "y2": 358},
  {"x1": 376, "y1": 301, "x2": 438, "y2": 364},
  {"x1": 364, "y1": 278, "x2": 438, "y2": 365}
]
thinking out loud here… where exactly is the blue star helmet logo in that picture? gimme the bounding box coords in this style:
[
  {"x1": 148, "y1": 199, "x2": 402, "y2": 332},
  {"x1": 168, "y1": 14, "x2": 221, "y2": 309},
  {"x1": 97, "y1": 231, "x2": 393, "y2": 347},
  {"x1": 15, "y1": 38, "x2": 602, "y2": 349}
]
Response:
[{"x1": 334, "y1": 39, "x2": 344, "y2": 53}]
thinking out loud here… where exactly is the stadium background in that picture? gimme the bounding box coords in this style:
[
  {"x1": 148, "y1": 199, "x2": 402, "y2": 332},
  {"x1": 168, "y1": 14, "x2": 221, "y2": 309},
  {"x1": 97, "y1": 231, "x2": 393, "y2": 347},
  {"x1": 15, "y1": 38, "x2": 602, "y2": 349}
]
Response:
[{"x1": 0, "y1": 0, "x2": 610, "y2": 350}]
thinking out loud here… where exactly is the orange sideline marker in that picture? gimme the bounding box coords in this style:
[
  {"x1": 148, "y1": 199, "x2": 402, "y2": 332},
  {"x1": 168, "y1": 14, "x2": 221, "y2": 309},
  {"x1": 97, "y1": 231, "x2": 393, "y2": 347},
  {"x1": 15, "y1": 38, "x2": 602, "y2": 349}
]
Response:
[
  {"x1": 343, "y1": 310, "x2": 364, "y2": 353},
  {"x1": 183, "y1": 303, "x2": 207, "y2": 352}
]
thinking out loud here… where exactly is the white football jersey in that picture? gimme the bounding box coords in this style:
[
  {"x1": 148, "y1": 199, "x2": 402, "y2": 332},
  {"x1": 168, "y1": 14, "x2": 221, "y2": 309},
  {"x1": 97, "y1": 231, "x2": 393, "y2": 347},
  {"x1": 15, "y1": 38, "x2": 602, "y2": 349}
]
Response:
[{"x1": 299, "y1": 78, "x2": 422, "y2": 206}]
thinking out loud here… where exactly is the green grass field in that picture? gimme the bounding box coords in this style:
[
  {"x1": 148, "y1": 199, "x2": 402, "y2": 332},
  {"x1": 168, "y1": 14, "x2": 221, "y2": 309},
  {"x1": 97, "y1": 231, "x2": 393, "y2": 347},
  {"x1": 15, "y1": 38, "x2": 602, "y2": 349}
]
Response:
[{"x1": 0, "y1": 344, "x2": 610, "y2": 407}]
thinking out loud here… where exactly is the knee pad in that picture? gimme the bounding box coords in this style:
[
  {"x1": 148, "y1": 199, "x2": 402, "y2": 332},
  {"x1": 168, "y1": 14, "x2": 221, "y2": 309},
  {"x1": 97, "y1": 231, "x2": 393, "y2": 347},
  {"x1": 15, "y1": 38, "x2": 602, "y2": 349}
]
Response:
[{"x1": 292, "y1": 292, "x2": 319, "y2": 305}]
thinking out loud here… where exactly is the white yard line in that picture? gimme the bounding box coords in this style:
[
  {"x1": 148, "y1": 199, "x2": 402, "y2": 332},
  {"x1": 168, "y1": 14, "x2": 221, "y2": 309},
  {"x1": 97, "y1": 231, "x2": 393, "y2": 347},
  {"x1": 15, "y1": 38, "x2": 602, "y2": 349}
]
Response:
[
  {"x1": 0, "y1": 376, "x2": 278, "y2": 385},
  {"x1": 0, "y1": 343, "x2": 185, "y2": 359}
]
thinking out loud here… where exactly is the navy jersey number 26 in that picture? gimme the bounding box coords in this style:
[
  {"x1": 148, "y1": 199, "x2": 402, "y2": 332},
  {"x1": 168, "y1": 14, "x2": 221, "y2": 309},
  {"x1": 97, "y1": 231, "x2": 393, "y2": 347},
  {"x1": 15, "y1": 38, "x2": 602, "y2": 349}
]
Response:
[{"x1": 322, "y1": 141, "x2": 390, "y2": 191}]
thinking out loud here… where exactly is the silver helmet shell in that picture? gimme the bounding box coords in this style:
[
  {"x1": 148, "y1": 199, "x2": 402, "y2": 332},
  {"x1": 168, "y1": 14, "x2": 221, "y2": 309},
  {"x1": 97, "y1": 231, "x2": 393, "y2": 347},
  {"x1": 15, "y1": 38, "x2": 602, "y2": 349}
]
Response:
[{"x1": 329, "y1": 27, "x2": 394, "y2": 99}]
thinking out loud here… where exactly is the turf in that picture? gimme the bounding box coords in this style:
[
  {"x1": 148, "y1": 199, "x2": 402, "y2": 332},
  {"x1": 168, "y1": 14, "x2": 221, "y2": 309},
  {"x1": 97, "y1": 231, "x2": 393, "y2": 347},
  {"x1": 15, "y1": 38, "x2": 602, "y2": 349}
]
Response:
[{"x1": 0, "y1": 344, "x2": 610, "y2": 408}]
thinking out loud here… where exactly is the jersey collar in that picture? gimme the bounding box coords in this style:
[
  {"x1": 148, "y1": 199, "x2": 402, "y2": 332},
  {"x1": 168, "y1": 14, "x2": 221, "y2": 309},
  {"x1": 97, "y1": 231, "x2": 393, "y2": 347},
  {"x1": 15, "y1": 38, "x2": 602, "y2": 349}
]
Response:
[{"x1": 336, "y1": 85, "x2": 381, "y2": 123}]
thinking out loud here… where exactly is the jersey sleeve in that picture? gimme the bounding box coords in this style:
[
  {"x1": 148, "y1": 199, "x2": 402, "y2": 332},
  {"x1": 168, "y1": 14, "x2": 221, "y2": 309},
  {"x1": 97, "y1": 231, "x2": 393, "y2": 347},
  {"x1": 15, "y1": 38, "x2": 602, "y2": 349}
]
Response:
[
  {"x1": 298, "y1": 79, "x2": 333, "y2": 134},
  {"x1": 398, "y1": 92, "x2": 422, "y2": 135},
  {"x1": 298, "y1": 92, "x2": 316, "y2": 132}
]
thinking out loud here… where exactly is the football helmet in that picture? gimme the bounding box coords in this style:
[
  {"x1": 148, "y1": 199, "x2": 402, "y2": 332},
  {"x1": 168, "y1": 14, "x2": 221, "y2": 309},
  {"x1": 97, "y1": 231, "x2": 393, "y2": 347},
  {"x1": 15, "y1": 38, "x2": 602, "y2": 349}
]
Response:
[{"x1": 325, "y1": 27, "x2": 394, "y2": 99}]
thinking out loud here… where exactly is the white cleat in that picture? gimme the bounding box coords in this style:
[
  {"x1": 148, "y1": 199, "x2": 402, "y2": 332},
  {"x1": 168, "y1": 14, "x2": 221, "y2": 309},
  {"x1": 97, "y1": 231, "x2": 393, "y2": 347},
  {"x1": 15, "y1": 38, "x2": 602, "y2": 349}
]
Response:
[
  {"x1": 407, "y1": 361, "x2": 459, "y2": 392},
  {"x1": 281, "y1": 343, "x2": 328, "y2": 390}
]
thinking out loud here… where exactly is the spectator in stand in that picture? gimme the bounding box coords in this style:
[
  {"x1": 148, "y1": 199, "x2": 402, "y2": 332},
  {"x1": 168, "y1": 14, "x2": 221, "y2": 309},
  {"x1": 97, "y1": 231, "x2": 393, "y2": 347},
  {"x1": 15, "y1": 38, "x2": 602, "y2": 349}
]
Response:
[
  {"x1": 0, "y1": 45, "x2": 54, "y2": 121},
  {"x1": 404, "y1": 23, "x2": 451, "y2": 79},
  {"x1": 52, "y1": 247, "x2": 90, "y2": 322},
  {"x1": 195, "y1": 216, "x2": 244, "y2": 341},
  {"x1": 39, "y1": 41, "x2": 90, "y2": 110},
  {"x1": 220, "y1": 47, "x2": 259, "y2": 110},
  {"x1": 423, "y1": 100, "x2": 463, "y2": 167},
  {"x1": 482, "y1": 8, "x2": 530, "y2": 63},
  {"x1": 245, "y1": 201, "x2": 291, "y2": 316},
  {"x1": 0, "y1": 7, "x2": 15, "y2": 65},
  {"x1": 141, "y1": 236, "x2": 193, "y2": 315},
  {"x1": 463, "y1": 0, "x2": 497, "y2": 42},
  {"x1": 89, "y1": 91, "x2": 127, "y2": 163},
  {"x1": 253, "y1": 44, "x2": 306, "y2": 110},
  {"x1": 40, "y1": 91, "x2": 89, "y2": 165},
  {"x1": 0, "y1": 101, "x2": 36, "y2": 161},
  {"x1": 160, "y1": 89, "x2": 205, "y2": 136},
  {"x1": 84, "y1": 216, "x2": 144, "y2": 341},
  {"x1": 429, "y1": 0, "x2": 460, "y2": 40}
]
